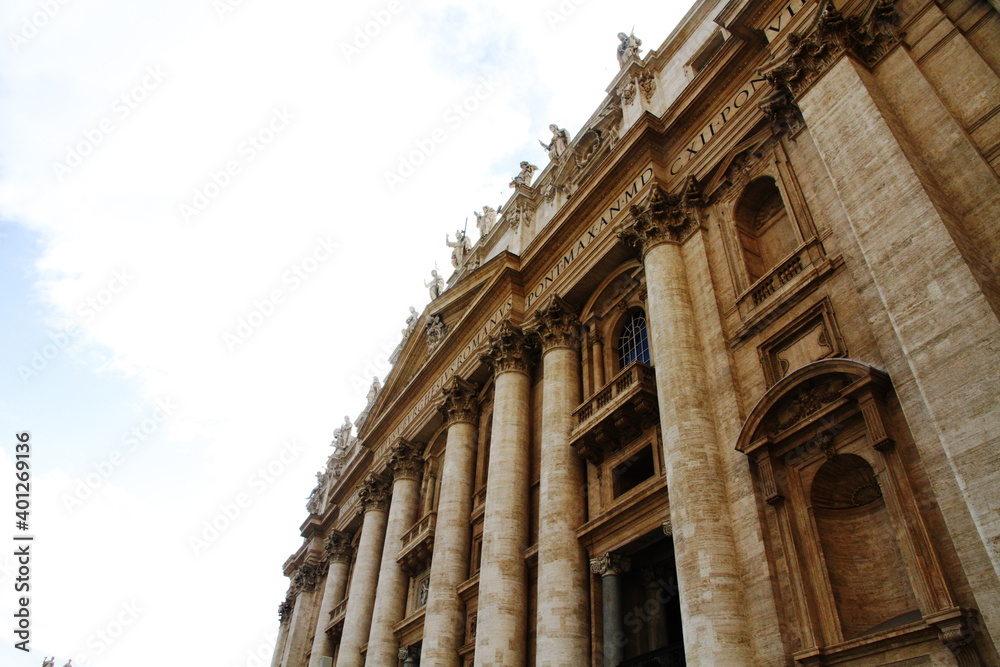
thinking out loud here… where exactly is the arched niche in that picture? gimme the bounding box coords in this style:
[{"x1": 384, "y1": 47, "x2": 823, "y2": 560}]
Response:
[
  {"x1": 734, "y1": 176, "x2": 799, "y2": 283},
  {"x1": 736, "y1": 359, "x2": 981, "y2": 664}
]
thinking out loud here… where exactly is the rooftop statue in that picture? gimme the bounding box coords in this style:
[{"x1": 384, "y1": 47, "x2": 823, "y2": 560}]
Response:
[
  {"x1": 475, "y1": 205, "x2": 497, "y2": 237},
  {"x1": 446, "y1": 229, "x2": 472, "y2": 269},
  {"x1": 539, "y1": 124, "x2": 571, "y2": 160},
  {"x1": 333, "y1": 415, "x2": 353, "y2": 450},
  {"x1": 42, "y1": 659, "x2": 55, "y2": 667},
  {"x1": 617, "y1": 31, "x2": 642, "y2": 68},
  {"x1": 425, "y1": 269, "x2": 445, "y2": 300},
  {"x1": 510, "y1": 161, "x2": 538, "y2": 188},
  {"x1": 402, "y1": 306, "x2": 419, "y2": 338},
  {"x1": 366, "y1": 376, "x2": 381, "y2": 405}
]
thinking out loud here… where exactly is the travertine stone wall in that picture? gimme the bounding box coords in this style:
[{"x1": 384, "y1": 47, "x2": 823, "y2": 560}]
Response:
[{"x1": 798, "y1": 54, "x2": 1000, "y2": 654}]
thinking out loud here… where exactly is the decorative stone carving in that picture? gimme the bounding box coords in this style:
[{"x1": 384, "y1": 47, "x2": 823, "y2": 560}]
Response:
[
  {"x1": 324, "y1": 530, "x2": 353, "y2": 563},
  {"x1": 366, "y1": 377, "x2": 381, "y2": 407},
  {"x1": 278, "y1": 594, "x2": 295, "y2": 623},
  {"x1": 398, "y1": 645, "x2": 419, "y2": 662},
  {"x1": 771, "y1": 379, "x2": 844, "y2": 433},
  {"x1": 480, "y1": 320, "x2": 536, "y2": 375},
  {"x1": 573, "y1": 128, "x2": 603, "y2": 171},
  {"x1": 616, "y1": 31, "x2": 642, "y2": 67},
  {"x1": 446, "y1": 229, "x2": 472, "y2": 269},
  {"x1": 307, "y1": 470, "x2": 329, "y2": 514},
  {"x1": 505, "y1": 199, "x2": 536, "y2": 231},
  {"x1": 543, "y1": 183, "x2": 561, "y2": 202},
  {"x1": 590, "y1": 552, "x2": 631, "y2": 576},
  {"x1": 617, "y1": 79, "x2": 636, "y2": 106},
  {"x1": 426, "y1": 314, "x2": 448, "y2": 351},
  {"x1": 539, "y1": 124, "x2": 570, "y2": 161},
  {"x1": 662, "y1": 518, "x2": 673, "y2": 536},
  {"x1": 292, "y1": 563, "x2": 321, "y2": 593},
  {"x1": 529, "y1": 296, "x2": 580, "y2": 351},
  {"x1": 618, "y1": 177, "x2": 703, "y2": 252},
  {"x1": 509, "y1": 161, "x2": 538, "y2": 188},
  {"x1": 474, "y1": 205, "x2": 497, "y2": 237},
  {"x1": 439, "y1": 375, "x2": 480, "y2": 426},
  {"x1": 425, "y1": 269, "x2": 445, "y2": 300},
  {"x1": 638, "y1": 70, "x2": 656, "y2": 101},
  {"x1": 357, "y1": 475, "x2": 391, "y2": 513},
  {"x1": 388, "y1": 439, "x2": 424, "y2": 481}
]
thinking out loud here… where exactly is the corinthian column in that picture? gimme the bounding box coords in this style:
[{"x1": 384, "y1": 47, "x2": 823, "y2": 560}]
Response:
[
  {"x1": 366, "y1": 441, "x2": 425, "y2": 666},
  {"x1": 474, "y1": 321, "x2": 534, "y2": 667},
  {"x1": 421, "y1": 376, "x2": 480, "y2": 667},
  {"x1": 618, "y1": 184, "x2": 752, "y2": 664},
  {"x1": 335, "y1": 475, "x2": 391, "y2": 667},
  {"x1": 591, "y1": 552, "x2": 631, "y2": 666},
  {"x1": 530, "y1": 297, "x2": 590, "y2": 666},
  {"x1": 308, "y1": 531, "x2": 353, "y2": 667},
  {"x1": 280, "y1": 564, "x2": 323, "y2": 667}
]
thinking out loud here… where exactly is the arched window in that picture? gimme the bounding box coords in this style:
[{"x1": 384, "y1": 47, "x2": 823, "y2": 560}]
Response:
[
  {"x1": 735, "y1": 177, "x2": 799, "y2": 282},
  {"x1": 618, "y1": 309, "x2": 650, "y2": 368}
]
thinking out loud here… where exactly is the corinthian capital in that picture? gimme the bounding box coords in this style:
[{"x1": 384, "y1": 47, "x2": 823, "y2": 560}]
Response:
[
  {"x1": 529, "y1": 296, "x2": 580, "y2": 351},
  {"x1": 480, "y1": 320, "x2": 536, "y2": 375},
  {"x1": 439, "y1": 376, "x2": 480, "y2": 426},
  {"x1": 357, "y1": 474, "x2": 391, "y2": 513},
  {"x1": 324, "y1": 530, "x2": 353, "y2": 563},
  {"x1": 618, "y1": 178, "x2": 702, "y2": 252},
  {"x1": 590, "y1": 552, "x2": 631, "y2": 576},
  {"x1": 388, "y1": 439, "x2": 425, "y2": 482},
  {"x1": 291, "y1": 563, "x2": 320, "y2": 593}
]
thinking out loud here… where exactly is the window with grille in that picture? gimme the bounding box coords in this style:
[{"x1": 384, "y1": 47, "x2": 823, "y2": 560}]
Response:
[{"x1": 618, "y1": 310, "x2": 650, "y2": 368}]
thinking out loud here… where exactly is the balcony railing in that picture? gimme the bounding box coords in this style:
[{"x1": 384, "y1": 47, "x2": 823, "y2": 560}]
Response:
[
  {"x1": 396, "y1": 511, "x2": 436, "y2": 577},
  {"x1": 570, "y1": 361, "x2": 658, "y2": 464},
  {"x1": 617, "y1": 643, "x2": 686, "y2": 667}
]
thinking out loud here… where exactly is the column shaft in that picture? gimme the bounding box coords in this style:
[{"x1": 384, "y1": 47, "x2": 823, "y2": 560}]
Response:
[
  {"x1": 642, "y1": 239, "x2": 751, "y2": 664},
  {"x1": 336, "y1": 478, "x2": 390, "y2": 667},
  {"x1": 309, "y1": 548, "x2": 351, "y2": 667},
  {"x1": 534, "y1": 302, "x2": 590, "y2": 665},
  {"x1": 366, "y1": 448, "x2": 422, "y2": 666},
  {"x1": 603, "y1": 574, "x2": 624, "y2": 666},
  {"x1": 421, "y1": 391, "x2": 478, "y2": 667},
  {"x1": 475, "y1": 323, "x2": 532, "y2": 667}
]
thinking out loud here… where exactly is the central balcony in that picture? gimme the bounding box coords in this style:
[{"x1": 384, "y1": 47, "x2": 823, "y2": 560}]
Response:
[
  {"x1": 397, "y1": 511, "x2": 436, "y2": 577},
  {"x1": 570, "y1": 361, "x2": 658, "y2": 465}
]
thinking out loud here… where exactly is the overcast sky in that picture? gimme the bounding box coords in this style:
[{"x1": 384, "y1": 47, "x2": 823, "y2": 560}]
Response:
[{"x1": 0, "y1": 1, "x2": 688, "y2": 665}]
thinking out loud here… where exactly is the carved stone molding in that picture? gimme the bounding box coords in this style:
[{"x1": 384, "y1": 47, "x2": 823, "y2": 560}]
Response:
[
  {"x1": 590, "y1": 552, "x2": 632, "y2": 576},
  {"x1": 618, "y1": 79, "x2": 636, "y2": 106},
  {"x1": 439, "y1": 375, "x2": 480, "y2": 426},
  {"x1": 324, "y1": 530, "x2": 353, "y2": 564},
  {"x1": 480, "y1": 320, "x2": 536, "y2": 376},
  {"x1": 426, "y1": 314, "x2": 448, "y2": 352},
  {"x1": 291, "y1": 563, "x2": 321, "y2": 593},
  {"x1": 662, "y1": 517, "x2": 673, "y2": 536},
  {"x1": 618, "y1": 177, "x2": 703, "y2": 252},
  {"x1": 529, "y1": 296, "x2": 580, "y2": 352},
  {"x1": 389, "y1": 439, "x2": 425, "y2": 482},
  {"x1": 357, "y1": 474, "x2": 391, "y2": 513}
]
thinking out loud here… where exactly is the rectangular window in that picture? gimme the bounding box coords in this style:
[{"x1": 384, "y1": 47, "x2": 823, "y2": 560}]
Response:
[{"x1": 612, "y1": 445, "x2": 655, "y2": 498}]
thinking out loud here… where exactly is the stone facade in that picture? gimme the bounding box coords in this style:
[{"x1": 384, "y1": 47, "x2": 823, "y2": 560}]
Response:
[{"x1": 271, "y1": 0, "x2": 1000, "y2": 665}]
